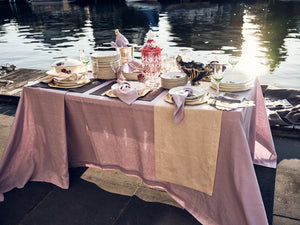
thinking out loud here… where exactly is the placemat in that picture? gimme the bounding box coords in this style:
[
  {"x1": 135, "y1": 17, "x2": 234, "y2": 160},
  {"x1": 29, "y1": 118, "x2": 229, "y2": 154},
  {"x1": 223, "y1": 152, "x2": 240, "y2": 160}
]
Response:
[
  {"x1": 90, "y1": 83, "x2": 114, "y2": 96},
  {"x1": 90, "y1": 84, "x2": 165, "y2": 102},
  {"x1": 30, "y1": 79, "x2": 106, "y2": 93},
  {"x1": 139, "y1": 87, "x2": 165, "y2": 101},
  {"x1": 69, "y1": 79, "x2": 106, "y2": 93}
]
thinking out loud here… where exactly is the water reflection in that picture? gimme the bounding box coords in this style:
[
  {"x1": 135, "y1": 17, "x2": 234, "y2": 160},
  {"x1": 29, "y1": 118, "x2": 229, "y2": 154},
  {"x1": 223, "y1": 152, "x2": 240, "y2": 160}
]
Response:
[
  {"x1": 261, "y1": 2, "x2": 300, "y2": 71},
  {"x1": 0, "y1": 0, "x2": 299, "y2": 88},
  {"x1": 165, "y1": 2, "x2": 243, "y2": 52}
]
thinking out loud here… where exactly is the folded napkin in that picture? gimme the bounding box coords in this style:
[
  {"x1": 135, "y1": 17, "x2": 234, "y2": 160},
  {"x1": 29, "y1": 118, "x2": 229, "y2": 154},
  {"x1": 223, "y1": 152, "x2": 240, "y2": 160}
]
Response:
[
  {"x1": 209, "y1": 99, "x2": 255, "y2": 111},
  {"x1": 120, "y1": 59, "x2": 143, "y2": 74},
  {"x1": 216, "y1": 92, "x2": 245, "y2": 103},
  {"x1": 110, "y1": 30, "x2": 129, "y2": 48},
  {"x1": 40, "y1": 73, "x2": 84, "y2": 84},
  {"x1": 112, "y1": 80, "x2": 139, "y2": 105},
  {"x1": 171, "y1": 87, "x2": 193, "y2": 124}
]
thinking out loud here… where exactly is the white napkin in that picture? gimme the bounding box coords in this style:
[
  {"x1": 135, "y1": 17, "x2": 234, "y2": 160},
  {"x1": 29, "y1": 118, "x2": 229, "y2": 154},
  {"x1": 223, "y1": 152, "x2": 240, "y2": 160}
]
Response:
[
  {"x1": 40, "y1": 73, "x2": 84, "y2": 84},
  {"x1": 216, "y1": 92, "x2": 245, "y2": 103}
]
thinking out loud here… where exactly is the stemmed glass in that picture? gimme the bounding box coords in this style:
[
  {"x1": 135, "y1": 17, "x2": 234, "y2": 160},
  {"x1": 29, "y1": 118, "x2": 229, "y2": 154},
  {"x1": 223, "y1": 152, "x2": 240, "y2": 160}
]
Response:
[
  {"x1": 212, "y1": 63, "x2": 225, "y2": 95},
  {"x1": 228, "y1": 56, "x2": 239, "y2": 69},
  {"x1": 79, "y1": 49, "x2": 90, "y2": 73}
]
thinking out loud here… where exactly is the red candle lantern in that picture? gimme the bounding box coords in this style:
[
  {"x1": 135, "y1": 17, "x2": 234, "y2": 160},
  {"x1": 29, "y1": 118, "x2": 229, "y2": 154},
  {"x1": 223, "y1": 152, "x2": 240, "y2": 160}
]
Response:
[{"x1": 140, "y1": 31, "x2": 162, "y2": 87}]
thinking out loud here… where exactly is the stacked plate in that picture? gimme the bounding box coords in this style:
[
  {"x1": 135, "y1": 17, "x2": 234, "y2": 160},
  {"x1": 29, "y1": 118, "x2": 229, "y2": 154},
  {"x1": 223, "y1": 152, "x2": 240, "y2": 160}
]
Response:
[
  {"x1": 161, "y1": 72, "x2": 187, "y2": 89},
  {"x1": 49, "y1": 74, "x2": 89, "y2": 88},
  {"x1": 211, "y1": 77, "x2": 254, "y2": 92},
  {"x1": 49, "y1": 77, "x2": 89, "y2": 88},
  {"x1": 91, "y1": 51, "x2": 120, "y2": 80}
]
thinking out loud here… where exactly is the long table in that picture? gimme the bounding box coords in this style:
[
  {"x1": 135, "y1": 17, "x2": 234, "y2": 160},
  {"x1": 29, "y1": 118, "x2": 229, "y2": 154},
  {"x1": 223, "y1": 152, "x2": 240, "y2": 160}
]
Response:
[{"x1": 0, "y1": 79, "x2": 277, "y2": 225}]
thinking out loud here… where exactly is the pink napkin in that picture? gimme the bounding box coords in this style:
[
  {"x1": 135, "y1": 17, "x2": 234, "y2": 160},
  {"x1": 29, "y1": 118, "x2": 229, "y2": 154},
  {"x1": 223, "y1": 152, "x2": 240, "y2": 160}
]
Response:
[
  {"x1": 171, "y1": 87, "x2": 193, "y2": 124},
  {"x1": 111, "y1": 31, "x2": 129, "y2": 48},
  {"x1": 120, "y1": 59, "x2": 143, "y2": 73},
  {"x1": 112, "y1": 80, "x2": 139, "y2": 105}
]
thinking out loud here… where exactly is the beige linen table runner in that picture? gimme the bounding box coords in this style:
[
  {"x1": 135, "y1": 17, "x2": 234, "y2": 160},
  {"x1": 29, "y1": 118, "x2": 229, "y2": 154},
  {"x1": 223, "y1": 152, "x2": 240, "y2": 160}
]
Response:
[{"x1": 154, "y1": 97, "x2": 222, "y2": 196}]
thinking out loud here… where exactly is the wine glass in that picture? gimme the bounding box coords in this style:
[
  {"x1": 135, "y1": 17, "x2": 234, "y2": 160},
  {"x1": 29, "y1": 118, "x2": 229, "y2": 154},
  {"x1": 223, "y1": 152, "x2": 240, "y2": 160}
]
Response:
[
  {"x1": 79, "y1": 49, "x2": 89, "y2": 73},
  {"x1": 179, "y1": 49, "x2": 192, "y2": 62},
  {"x1": 212, "y1": 63, "x2": 225, "y2": 95},
  {"x1": 228, "y1": 56, "x2": 239, "y2": 69}
]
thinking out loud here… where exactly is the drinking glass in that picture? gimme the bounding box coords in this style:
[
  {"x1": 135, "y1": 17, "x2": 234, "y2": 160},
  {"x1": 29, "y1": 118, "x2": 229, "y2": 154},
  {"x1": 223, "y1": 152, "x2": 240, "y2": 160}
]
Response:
[
  {"x1": 228, "y1": 56, "x2": 239, "y2": 69},
  {"x1": 79, "y1": 49, "x2": 89, "y2": 72},
  {"x1": 212, "y1": 63, "x2": 225, "y2": 95}
]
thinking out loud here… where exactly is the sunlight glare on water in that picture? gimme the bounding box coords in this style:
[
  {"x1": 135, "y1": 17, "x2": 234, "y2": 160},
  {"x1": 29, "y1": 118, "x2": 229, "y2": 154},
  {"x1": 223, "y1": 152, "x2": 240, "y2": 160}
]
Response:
[
  {"x1": 238, "y1": 10, "x2": 269, "y2": 79},
  {"x1": 0, "y1": 1, "x2": 299, "y2": 89}
]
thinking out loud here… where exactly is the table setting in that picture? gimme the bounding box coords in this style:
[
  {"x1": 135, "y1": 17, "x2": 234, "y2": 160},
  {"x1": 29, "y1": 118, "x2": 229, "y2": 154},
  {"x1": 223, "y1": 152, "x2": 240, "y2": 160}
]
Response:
[
  {"x1": 0, "y1": 29, "x2": 278, "y2": 225},
  {"x1": 33, "y1": 28, "x2": 257, "y2": 116},
  {"x1": 105, "y1": 79, "x2": 150, "y2": 105},
  {"x1": 41, "y1": 57, "x2": 91, "y2": 88}
]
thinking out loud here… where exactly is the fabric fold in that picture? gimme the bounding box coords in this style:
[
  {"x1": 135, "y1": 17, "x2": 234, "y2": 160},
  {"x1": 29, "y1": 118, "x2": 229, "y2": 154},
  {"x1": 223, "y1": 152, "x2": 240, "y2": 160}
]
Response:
[
  {"x1": 171, "y1": 87, "x2": 193, "y2": 124},
  {"x1": 110, "y1": 31, "x2": 129, "y2": 48},
  {"x1": 112, "y1": 81, "x2": 139, "y2": 104},
  {"x1": 120, "y1": 59, "x2": 143, "y2": 74}
]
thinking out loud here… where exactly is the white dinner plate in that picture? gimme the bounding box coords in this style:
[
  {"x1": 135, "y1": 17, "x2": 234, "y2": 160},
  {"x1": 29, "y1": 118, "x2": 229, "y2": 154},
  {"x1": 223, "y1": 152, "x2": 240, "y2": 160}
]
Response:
[
  {"x1": 111, "y1": 81, "x2": 146, "y2": 96},
  {"x1": 210, "y1": 80, "x2": 254, "y2": 92},
  {"x1": 169, "y1": 86, "x2": 205, "y2": 101}
]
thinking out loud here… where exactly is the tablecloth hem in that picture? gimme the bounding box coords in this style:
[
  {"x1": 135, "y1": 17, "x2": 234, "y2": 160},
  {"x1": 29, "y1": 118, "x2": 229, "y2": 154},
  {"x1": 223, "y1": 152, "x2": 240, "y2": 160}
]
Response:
[
  {"x1": 71, "y1": 162, "x2": 186, "y2": 206},
  {"x1": 253, "y1": 158, "x2": 277, "y2": 169}
]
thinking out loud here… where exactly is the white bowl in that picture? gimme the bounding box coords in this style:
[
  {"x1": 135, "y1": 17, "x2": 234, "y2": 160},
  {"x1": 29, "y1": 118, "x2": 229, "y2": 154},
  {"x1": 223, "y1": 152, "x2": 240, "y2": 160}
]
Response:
[
  {"x1": 50, "y1": 58, "x2": 84, "y2": 74},
  {"x1": 161, "y1": 72, "x2": 187, "y2": 89},
  {"x1": 123, "y1": 72, "x2": 140, "y2": 81}
]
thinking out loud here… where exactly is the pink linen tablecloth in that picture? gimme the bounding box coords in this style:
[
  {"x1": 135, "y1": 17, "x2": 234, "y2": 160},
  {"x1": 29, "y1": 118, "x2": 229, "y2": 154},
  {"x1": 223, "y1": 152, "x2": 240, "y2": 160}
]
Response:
[
  {"x1": 0, "y1": 80, "x2": 276, "y2": 225},
  {"x1": 0, "y1": 87, "x2": 70, "y2": 199}
]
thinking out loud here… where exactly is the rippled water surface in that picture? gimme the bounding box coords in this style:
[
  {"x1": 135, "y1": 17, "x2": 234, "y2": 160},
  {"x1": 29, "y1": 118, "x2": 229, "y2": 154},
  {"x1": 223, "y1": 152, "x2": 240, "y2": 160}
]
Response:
[{"x1": 0, "y1": 0, "x2": 299, "y2": 88}]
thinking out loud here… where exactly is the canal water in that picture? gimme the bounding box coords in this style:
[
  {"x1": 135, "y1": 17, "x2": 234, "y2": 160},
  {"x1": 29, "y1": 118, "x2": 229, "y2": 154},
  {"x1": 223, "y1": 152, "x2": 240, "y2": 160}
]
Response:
[{"x1": 0, "y1": 0, "x2": 299, "y2": 89}]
